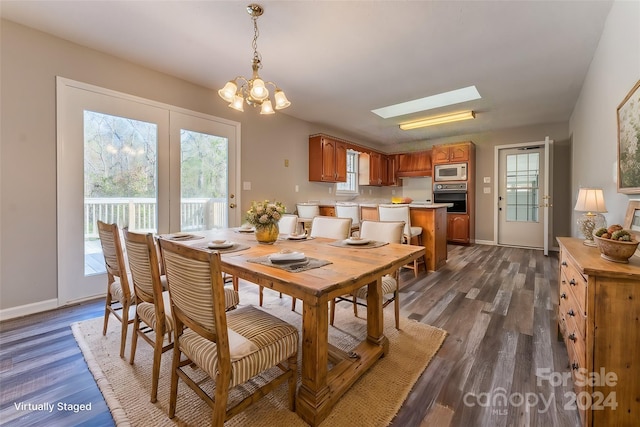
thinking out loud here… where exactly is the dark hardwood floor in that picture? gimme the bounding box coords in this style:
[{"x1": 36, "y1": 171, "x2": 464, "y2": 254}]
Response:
[{"x1": 0, "y1": 244, "x2": 579, "y2": 426}]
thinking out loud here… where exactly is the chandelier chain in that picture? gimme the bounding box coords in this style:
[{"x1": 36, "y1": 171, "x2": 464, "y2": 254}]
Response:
[{"x1": 251, "y1": 14, "x2": 262, "y2": 67}]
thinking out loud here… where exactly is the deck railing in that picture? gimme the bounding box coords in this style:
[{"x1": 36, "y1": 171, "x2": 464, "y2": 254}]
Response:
[{"x1": 84, "y1": 197, "x2": 228, "y2": 238}]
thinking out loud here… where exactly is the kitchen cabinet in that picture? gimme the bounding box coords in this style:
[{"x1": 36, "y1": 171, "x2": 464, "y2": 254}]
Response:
[
  {"x1": 447, "y1": 214, "x2": 470, "y2": 244},
  {"x1": 556, "y1": 238, "x2": 640, "y2": 427},
  {"x1": 383, "y1": 155, "x2": 400, "y2": 186},
  {"x1": 432, "y1": 142, "x2": 471, "y2": 164},
  {"x1": 396, "y1": 151, "x2": 432, "y2": 177},
  {"x1": 309, "y1": 135, "x2": 347, "y2": 183},
  {"x1": 359, "y1": 152, "x2": 384, "y2": 186}
]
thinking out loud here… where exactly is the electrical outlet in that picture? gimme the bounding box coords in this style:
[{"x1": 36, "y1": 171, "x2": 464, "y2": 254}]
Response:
[
  {"x1": 243, "y1": 181, "x2": 251, "y2": 190},
  {"x1": 484, "y1": 187, "x2": 491, "y2": 194},
  {"x1": 295, "y1": 185, "x2": 299, "y2": 192},
  {"x1": 329, "y1": 187, "x2": 332, "y2": 194}
]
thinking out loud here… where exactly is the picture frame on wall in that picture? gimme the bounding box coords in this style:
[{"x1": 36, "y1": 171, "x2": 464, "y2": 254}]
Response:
[{"x1": 617, "y1": 80, "x2": 640, "y2": 194}]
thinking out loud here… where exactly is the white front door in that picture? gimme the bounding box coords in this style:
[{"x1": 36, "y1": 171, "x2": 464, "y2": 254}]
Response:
[
  {"x1": 497, "y1": 144, "x2": 548, "y2": 249},
  {"x1": 56, "y1": 78, "x2": 239, "y2": 305}
]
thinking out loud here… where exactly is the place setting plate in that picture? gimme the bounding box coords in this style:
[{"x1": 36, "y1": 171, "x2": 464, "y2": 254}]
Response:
[
  {"x1": 207, "y1": 240, "x2": 235, "y2": 249},
  {"x1": 345, "y1": 237, "x2": 370, "y2": 245}
]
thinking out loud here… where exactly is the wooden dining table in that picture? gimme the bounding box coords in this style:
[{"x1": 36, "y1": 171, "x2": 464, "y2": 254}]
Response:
[{"x1": 174, "y1": 228, "x2": 425, "y2": 426}]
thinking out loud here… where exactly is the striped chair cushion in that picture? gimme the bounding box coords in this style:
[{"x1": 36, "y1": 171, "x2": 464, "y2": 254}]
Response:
[
  {"x1": 224, "y1": 287, "x2": 240, "y2": 310},
  {"x1": 110, "y1": 273, "x2": 135, "y2": 304},
  {"x1": 354, "y1": 274, "x2": 397, "y2": 299},
  {"x1": 136, "y1": 290, "x2": 174, "y2": 334},
  {"x1": 179, "y1": 306, "x2": 298, "y2": 387}
]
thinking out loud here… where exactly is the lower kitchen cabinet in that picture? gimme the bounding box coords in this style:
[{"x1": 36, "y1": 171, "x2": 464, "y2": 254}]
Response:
[{"x1": 447, "y1": 214, "x2": 470, "y2": 244}]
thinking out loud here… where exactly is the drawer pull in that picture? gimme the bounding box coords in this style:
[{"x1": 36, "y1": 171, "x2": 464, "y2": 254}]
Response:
[
  {"x1": 567, "y1": 309, "x2": 575, "y2": 317},
  {"x1": 562, "y1": 261, "x2": 568, "y2": 266},
  {"x1": 569, "y1": 279, "x2": 576, "y2": 286},
  {"x1": 571, "y1": 362, "x2": 579, "y2": 371},
  {"x1": 560, "y1": 292, "x2": 567, "y2": 299},
  {"x1": 569, "y1": 333, "x2": 577, "y2": 342}
]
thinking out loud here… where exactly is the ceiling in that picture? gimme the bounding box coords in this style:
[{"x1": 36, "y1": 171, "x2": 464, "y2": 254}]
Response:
[{"x1": 0, "y1": 1, "x2": 613, "y2": 146}]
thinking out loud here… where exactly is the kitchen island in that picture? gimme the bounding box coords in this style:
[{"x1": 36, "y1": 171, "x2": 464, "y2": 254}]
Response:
[{"x1": 315, "y1": 202, "x2": 450, "y2": 271}]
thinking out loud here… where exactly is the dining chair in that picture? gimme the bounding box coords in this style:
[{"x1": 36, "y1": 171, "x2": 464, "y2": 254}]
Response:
[
  {"x1": 335, "y1": 202, "x2": 361, "y2": 236},
  {"x1": 309, "y1": 215, "x2": 353, "y2": 240},
  {"x1": 256, "y1": 214, "x2": 300, "y2": 307},
  {"x1": 378, "y1": 204, "x2": 424, "y2": 277},
  {"x1": 122, "y1": 229, "x2": 174, "y2": 403},
  {"x1": 296, "y1": 202, "x2": 320, "y2": 233},
  {"x1": 158, "y1": 239, "x2": 299, "y2": 426},
  {"x1": 329, "y1": 220, "x2": 405, "y2": 329},
  {"x1": 290, "y1": 215, "x2": 353, "y2": 311},
  {"x1": 97, "y1": 220, "x2": 135, "y2": 358}
]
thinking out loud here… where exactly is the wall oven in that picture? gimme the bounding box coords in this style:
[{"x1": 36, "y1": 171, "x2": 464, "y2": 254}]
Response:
[
  {"x1": 433, "y1": 182, "x2": 467, "y2": 213},
  {"x1": 434, "y1": 163, "x2": 467, "y2": 182}
]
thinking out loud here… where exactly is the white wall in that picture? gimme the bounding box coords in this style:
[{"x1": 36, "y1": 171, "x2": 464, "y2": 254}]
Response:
[{"x1": 570, "y1": 0, "x2": 640, "y2": 231}]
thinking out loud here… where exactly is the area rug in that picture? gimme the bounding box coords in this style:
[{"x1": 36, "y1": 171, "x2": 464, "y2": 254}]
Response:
[{"x1": 72, "y1": 297, "x2": 447, "y2": 426}]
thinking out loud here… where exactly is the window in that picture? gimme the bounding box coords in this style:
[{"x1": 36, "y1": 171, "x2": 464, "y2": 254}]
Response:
[{"x1": 336, "y1": 150, "x2": 359, "y2": 195}]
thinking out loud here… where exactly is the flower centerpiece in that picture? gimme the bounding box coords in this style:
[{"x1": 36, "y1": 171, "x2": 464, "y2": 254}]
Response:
[{"x1": 245, "y1": 200, "x2": 286, "y2": 244}]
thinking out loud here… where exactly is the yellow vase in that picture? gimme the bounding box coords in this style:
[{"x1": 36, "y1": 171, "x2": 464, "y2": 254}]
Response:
[{"x1": 255, "y1": 223, "x2": 279, "y2": 244}]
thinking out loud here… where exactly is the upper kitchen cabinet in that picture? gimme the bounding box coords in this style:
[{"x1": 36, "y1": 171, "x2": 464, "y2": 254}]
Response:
[
  {"x1": 359, "y1": 151, "x2": 384, "y2": 186},
  {"x1": 396, "y1": 150, "x2": 432, "y2": 177},
  {"x1": 309, "y1": 135, "x2": 347, "y2": 182},
  {"x1": 432, "y1": 142, "x2": 472, "y2": 164},
  {"x1": 383, "y1": 154, "x2": 400, "y2": 186}
]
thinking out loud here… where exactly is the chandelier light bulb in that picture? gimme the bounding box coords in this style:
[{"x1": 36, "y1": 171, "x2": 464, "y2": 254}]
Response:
[
  {"x1": 230, "y1": 94, "x2": 245, "y2": 112},
  {"x1": 274, "y1": 89, "x2": 291, "y2": 109},
  {"x1": 250, "y1": 78, "x2": 269, "y2": 101},
  {"x1": 218, "y1": 81, "x2": 238, "y2": 103},
  {"x1": 260, "y1": 99, "x2": 275, "y2": 115}
]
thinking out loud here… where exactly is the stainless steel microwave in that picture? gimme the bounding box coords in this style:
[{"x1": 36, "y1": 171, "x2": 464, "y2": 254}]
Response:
[{"x1": 434, "y1": 163, "x2": 467, "y2": 181}]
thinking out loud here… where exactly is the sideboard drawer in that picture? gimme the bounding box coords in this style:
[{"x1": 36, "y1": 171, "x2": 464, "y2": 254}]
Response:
[{"x1": 560, "y1": 254, "x2": 587, "y2": 316}]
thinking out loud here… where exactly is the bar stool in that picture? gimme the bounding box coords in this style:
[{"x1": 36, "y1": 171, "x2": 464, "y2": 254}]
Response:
[
  {"x1": 335, "y1": 202, "x2": 361, "y2": 236},
  {"x1": 378, "y1": 204, "x2": 424, "y2": 277},
  {"x1": 295, "y1": 202, "x2": 320, "y2": 234}
]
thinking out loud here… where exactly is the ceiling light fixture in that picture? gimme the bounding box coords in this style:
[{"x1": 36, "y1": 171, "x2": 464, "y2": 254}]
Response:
[
  {"x1": 399, "y1": 110, "x2": 476, "y2": 130},
  {"x1": 218, "y1": 4, "x2": 290, "y2": 115}
]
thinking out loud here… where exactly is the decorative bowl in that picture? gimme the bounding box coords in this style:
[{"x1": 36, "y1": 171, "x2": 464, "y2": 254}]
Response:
[{"x1": 592, "y1": 234, "x2": 639, "y2": 263}]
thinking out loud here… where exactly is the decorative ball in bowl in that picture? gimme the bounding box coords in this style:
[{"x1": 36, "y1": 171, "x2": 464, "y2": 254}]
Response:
[{"x1": 592, "y1": 226, "x2": 639, "y2": 263}]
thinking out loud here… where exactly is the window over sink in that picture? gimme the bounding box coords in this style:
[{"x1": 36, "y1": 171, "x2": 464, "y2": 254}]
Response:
[{"x1": 336, "y1": 150, "x2": 359, "y2": 195}]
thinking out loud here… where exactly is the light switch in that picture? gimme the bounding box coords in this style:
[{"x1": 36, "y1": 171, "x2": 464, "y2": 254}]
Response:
[{"x1": 483, "y1": 177, "x2": 491, "y2": 184}]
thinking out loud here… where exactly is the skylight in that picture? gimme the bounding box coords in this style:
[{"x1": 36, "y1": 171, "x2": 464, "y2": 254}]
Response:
[{"x1": 371, "y1": 86, "x2": 481, "y2": 119}]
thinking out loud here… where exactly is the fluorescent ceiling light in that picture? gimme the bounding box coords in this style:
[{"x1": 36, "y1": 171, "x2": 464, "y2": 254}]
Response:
[
  {"x1": 372, "y1": 86, "x2": 481, "y2": 119},
  {"x1": 399, "y1": 111, "x2": 475, "y2": 130}
]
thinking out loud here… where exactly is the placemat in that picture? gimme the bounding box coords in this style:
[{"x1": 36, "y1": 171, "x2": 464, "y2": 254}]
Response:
[
  {"x1": 247, "y1": 255, "x2": 332, "y2": 272},
  {"x1": 196, "y1": 243, "x2": 251, "y2": 254},
  {"x1": 329, "y1": 240, "x2": 388, "y2": 249}
]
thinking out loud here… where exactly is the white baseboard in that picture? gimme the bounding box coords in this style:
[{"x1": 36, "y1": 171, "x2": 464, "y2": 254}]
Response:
[
  {"x1": 0, "y1": 299, "x2": 59, "y2": 322},
  {"x1": 474, "y1": 239, "x2": 495, "y2": 245}
]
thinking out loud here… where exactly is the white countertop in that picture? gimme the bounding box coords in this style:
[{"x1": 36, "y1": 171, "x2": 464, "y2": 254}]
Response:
[{"x1": 312, "y1": 201, "x2": 451, "y2": 209}]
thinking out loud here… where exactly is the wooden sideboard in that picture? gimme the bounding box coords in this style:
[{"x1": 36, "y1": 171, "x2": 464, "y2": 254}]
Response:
[{"x1": 556, "y1": 237, "x2": 640, "y2": 427}]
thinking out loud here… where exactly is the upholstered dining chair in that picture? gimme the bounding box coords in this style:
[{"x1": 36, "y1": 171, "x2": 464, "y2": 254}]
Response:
[
  {"x1": 122, "y1": 229, "x2": 174, "y2": 403},
  {"x1": 378, "y1": 204, "x2": 424, "y2": 277},
  {"x1": 256, "y1": 213, "x2": 300, "y2": 307},
  {"x1": 330, "y1": 220, "x2": 405, "y2": 329},
  {"x1": 335, "y1": 202, "x2": 361, "y2": 236},
  {"x1": 97, "y1": 220, "x2": 135, "y2": 358},
  {"x1": 158, "y1": 239, "x2": 299, "y2": 426},
  {"x1": 290, "y1": 215, "x2": 353, "y2": 311}
]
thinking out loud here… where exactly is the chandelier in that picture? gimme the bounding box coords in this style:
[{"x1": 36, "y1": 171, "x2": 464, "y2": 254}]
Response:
[{"x1": 218, "y1": 4, "x2": 291, "y2": 115}]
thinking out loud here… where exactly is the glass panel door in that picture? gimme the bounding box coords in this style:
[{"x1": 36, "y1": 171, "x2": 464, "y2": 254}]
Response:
[{"x1": 84, "y1": 111, "x2": 159, "y2": 275}]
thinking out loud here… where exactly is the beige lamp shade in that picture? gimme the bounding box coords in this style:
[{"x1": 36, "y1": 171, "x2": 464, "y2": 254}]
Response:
[{"x1": 574, "y1": 188, "x2": 607, "y2": 213}]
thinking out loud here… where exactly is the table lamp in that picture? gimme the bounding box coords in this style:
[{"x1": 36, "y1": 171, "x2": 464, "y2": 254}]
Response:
[{"x1": 574, "y1": 188, "x2": 607, "y2": 246}]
